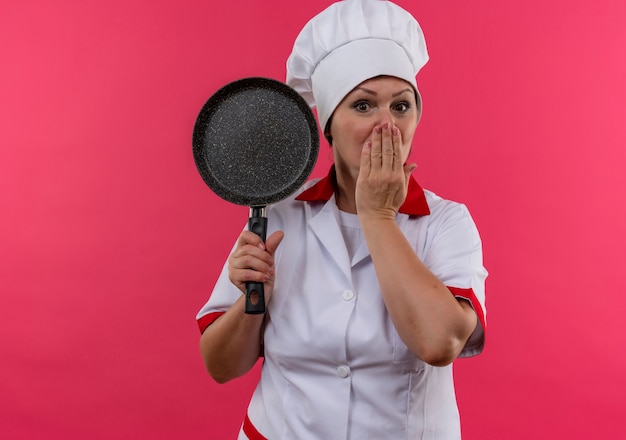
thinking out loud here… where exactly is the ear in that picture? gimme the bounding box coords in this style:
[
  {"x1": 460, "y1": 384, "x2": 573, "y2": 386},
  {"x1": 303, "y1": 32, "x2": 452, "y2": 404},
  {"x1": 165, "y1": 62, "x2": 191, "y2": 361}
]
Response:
[{"x1": 324, "y1": 119, "x2": 333, "y2": 145}]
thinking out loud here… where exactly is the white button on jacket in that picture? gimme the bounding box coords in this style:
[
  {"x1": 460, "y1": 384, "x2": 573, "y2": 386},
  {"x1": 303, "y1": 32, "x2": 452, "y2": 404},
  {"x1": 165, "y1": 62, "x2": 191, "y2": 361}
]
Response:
[
  {"x1": 336, "y1": 365, "x2": 350, "y2": 378},
  {"x1": 341, "y1": 290, "x2": 354, "y2": 301}
]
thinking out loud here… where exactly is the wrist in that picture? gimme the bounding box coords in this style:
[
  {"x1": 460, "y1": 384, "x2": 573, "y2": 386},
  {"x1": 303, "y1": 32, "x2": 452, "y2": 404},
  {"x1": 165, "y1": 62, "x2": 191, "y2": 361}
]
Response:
[{"x1": 358, "y1": 211, "x2": 398, "y2": 228}]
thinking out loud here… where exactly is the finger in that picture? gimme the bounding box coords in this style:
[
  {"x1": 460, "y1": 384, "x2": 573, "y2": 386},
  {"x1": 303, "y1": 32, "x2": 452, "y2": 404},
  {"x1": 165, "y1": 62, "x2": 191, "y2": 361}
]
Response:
[
  {"x1": 381, "y1": 123, "x2": 395, "y2": 170},
  {"x1": 237, "y1": 230, "x2": 266, "y2": 250},
  {"x1": 231, "y1": 248, "x2": 272, "y2": 272},
  {"x1": 359, "y1": 140, "x2": 372, "y2": 178},
  {"x1": 229, "y1": 267, "x2": 270, "y2": 288},
  {"x1": 265, "y1": 231, "x2": 284, "y2": 256},
  {"x1": 369, "y1": 125, "x2": 383, "y2": 170},
  {"x1": 391, "y1": 125, "x2": 402, "y2": 172},
  {"x1": 404, "y1": 162, "x2": 417, "y2": 181}
]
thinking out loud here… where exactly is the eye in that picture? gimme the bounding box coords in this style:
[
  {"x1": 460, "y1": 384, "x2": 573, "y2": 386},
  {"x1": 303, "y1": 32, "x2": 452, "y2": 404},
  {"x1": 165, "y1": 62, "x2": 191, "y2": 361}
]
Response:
[
  {"x1": 352, "y1": 100, "x2": 371, "y2": 112},
  {"x1": 393, "y1": 101, "x2": 411, "y2": 113}
]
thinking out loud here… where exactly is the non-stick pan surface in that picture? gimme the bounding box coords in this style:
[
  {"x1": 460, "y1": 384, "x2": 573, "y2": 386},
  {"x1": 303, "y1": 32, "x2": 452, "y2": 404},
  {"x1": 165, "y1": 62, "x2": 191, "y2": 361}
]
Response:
[{"x1": 192, "y1": 77, "x2": 319, "y2": 208}]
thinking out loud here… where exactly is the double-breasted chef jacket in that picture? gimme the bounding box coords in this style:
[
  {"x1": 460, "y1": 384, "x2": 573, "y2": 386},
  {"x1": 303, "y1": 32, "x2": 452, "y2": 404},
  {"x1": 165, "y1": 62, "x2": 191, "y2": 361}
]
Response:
[{"x1": 197, "y1": 167, "x2": 488, "y2": 440}]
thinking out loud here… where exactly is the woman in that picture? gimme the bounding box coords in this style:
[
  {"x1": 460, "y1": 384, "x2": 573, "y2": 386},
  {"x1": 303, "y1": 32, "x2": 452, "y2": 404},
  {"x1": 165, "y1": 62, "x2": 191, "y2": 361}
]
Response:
[{"x1": 197, "y1": 1, "x2": 487, "y2": 438}]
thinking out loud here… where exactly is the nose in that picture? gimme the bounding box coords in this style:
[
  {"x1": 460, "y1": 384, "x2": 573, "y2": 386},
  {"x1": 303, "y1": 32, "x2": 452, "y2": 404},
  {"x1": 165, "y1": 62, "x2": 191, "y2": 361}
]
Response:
[{"x1": 376, "y1": 107, "x2": 396, "y2": 127}]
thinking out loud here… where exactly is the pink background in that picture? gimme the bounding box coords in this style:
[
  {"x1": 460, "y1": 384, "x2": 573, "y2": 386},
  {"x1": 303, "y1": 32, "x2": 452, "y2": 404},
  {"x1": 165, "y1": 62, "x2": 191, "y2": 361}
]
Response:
[{"x1": 2, "y1": 0, "x2": 625, "y2": 438}]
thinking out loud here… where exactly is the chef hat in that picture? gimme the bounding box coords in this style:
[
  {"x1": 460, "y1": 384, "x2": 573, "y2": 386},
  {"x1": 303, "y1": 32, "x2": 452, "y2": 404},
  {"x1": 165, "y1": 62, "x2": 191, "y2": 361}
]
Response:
[{"x1": 286, "y1": 0, "x2": 429, "y2": 134}]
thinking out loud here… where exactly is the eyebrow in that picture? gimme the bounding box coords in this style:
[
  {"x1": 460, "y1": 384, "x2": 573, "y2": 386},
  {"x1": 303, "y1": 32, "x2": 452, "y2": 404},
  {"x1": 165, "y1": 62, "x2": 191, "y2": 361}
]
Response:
[{"x1": 354, "y1": 87, "x2": 414, "y2": 98}]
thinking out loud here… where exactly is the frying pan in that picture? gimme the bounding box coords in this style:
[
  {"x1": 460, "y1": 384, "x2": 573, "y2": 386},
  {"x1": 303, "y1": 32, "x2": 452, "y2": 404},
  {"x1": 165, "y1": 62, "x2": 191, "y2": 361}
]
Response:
[{"x1": 193, "y1": 77, "x2": 319, "y2": 314}]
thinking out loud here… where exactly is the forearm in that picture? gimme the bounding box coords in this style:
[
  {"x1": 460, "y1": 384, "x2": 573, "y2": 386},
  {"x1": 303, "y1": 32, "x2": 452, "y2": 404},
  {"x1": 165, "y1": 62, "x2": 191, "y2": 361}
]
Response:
[
  {"x1": 199, "y1": 294, "x2": 264, "y2": 383},
  {"x1": 361, "y1": 217, "x2": 477, "y2": 366}
]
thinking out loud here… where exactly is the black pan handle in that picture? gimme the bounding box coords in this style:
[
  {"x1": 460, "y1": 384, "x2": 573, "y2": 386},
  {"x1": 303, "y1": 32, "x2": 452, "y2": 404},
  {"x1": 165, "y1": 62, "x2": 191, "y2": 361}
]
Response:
[{"x1": 245, "y1": 207, "x2": 267, "y2": 314}]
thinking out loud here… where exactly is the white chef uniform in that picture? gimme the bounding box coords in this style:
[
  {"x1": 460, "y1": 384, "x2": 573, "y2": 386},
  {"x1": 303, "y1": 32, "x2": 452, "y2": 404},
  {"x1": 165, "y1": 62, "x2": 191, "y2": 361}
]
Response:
[{"x1": 197, "y1": 168, "x2": 487, "y2": 440}]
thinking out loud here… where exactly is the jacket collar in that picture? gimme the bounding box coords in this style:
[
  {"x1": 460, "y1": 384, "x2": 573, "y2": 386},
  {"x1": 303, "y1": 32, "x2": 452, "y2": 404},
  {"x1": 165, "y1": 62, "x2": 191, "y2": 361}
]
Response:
[{"x1": 295, "y1": 166, "x2": 430, "y2": 216}]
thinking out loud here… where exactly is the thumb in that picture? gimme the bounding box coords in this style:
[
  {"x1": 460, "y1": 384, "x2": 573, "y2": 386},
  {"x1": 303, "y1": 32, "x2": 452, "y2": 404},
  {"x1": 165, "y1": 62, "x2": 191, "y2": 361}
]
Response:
[
  {"x1": 404, "y1": 162, "x2": 417, "y2": 180},
  {"x1": 265, "y1": 231, "x2": 284, "y2": 256}
]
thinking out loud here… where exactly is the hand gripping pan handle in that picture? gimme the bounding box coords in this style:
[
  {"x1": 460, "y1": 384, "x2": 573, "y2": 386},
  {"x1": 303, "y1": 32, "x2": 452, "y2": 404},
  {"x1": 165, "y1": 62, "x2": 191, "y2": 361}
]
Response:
[{"x1": 246, "y1": 207, "x2": 267, "y2": 314}]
